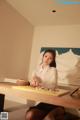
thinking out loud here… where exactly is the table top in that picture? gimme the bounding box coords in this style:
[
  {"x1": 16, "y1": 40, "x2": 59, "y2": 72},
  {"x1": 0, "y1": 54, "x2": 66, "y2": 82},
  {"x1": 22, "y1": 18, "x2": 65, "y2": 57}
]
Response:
[{"x1": 0, "y1": 82, "x2": 80, "y2": 109}]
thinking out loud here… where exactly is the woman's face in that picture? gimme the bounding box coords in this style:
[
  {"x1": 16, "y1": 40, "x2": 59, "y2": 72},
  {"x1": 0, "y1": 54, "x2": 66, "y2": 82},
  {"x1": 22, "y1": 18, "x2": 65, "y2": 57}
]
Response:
[{"x1": 42, "y1": 52, "x2": 54, "y2": 65}]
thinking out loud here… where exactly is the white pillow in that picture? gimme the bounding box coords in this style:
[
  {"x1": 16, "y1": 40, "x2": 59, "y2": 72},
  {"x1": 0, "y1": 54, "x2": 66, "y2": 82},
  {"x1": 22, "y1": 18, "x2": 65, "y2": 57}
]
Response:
[
  {"x1": 58, "y1": 66, "x2": 80, "y2": 85},
  {"x1": 56, "y1": 49, "x2": 80, "y2": 86},
  {"x1": 56, "y1": 49, "x2": 79, "y2": 71},
  {"x1": 66, "y1": 66, "x2": 80, "y2": 85}
]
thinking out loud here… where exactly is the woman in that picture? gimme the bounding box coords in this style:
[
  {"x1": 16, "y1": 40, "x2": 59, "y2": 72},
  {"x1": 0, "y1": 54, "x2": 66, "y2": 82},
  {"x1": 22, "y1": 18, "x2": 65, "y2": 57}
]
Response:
[{"x1": 25, "y1": 49, "x2": 65, "y2": 120}]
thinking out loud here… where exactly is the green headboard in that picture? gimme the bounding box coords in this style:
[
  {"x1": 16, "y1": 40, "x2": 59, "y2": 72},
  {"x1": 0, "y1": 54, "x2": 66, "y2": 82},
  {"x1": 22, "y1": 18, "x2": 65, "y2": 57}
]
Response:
[{"x1": 41, "y1": 47, "x2": 80, "y2": 55}]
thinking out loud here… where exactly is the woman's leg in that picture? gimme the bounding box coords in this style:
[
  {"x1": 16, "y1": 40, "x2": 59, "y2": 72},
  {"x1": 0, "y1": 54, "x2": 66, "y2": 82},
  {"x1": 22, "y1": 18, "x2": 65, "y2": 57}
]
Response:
[
  {"x1": 43, "y1": 107, "x2": 65, "y2": 120},
  {"x1": 25, "y1": 108, "x2": 46, "y2": 120}
]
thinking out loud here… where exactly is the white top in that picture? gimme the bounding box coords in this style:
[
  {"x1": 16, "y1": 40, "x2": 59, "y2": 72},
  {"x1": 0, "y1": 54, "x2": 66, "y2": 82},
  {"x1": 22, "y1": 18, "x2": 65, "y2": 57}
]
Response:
[{"x1": 32, "y1": 64, "x2": 57, "y2": 89}]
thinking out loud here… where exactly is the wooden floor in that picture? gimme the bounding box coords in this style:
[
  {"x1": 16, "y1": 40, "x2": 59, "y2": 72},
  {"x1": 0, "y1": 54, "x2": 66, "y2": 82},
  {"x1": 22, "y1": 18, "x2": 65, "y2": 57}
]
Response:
[
  {"x1": 4, "y1": 100, "x2": 29, "y2": 120},
  {"x1": 4, "y1": 100, "x2": 27, "y2": 112},
  {"x1": 3, "y1": 100, "x2": 80, "y2": 120}
]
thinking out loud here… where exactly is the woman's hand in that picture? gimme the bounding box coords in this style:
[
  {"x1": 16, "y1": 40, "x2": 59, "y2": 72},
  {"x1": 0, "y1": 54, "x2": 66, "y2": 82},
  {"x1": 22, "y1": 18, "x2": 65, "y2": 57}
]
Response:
[{"x1": 30, "y1": 76, "x2": 42, "y2": 87}]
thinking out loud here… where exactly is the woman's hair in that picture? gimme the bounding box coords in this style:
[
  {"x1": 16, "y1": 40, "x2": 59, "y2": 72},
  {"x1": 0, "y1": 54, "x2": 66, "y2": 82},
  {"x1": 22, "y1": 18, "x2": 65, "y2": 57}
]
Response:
[{"x1": 43, "y1": 49, "x2": 56, "y2": 67}]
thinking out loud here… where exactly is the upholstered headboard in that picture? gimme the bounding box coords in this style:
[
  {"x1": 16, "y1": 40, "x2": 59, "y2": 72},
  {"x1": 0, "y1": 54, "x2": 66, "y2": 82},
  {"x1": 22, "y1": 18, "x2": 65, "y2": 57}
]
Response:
[
  {"x1": 41, "y1": 47, "x2": 80, "y2": 55},
  {"x1": 40, "y1": 47, "x2": 80, "y2": 87}
]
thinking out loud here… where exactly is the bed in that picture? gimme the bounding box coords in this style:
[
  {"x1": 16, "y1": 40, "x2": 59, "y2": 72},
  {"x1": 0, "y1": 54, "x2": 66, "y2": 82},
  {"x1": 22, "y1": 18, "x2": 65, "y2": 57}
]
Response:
[{"x1": 40, "y1": 47, "x2": 80, "y2": 87}]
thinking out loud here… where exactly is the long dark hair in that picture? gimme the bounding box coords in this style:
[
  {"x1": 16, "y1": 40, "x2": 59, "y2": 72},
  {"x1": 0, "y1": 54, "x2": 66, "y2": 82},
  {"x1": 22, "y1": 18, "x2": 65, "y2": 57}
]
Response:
[{"x1": 43, "y1": 49, "x2": 56, "y2": 67}]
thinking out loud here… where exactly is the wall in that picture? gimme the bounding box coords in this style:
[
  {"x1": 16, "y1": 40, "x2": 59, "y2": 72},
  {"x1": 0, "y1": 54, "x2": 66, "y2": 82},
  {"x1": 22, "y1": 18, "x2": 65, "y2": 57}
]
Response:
[
  {"x1": 28, "y1": 25, "x2": 80, "y2": 79},
  {"x1": 0, "y1": 0, "x2": 34, "y2": 80}
]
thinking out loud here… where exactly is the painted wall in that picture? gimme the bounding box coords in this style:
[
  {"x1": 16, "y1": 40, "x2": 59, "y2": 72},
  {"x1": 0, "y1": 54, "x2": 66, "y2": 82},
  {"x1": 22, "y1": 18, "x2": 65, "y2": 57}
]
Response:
[
  {"x1": 0, "y1": 0, "x2": 34, "y2": 80},
  {"x1": 28, "y1": 25, "x2": 80, "y2": 79}
]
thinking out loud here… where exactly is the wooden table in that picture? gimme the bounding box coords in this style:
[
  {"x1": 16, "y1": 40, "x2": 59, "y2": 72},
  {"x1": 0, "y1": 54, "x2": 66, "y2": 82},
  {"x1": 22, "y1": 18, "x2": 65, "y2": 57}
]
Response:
[{"x1": 0, "y1": 82, "x2": 80, "y2": 109}]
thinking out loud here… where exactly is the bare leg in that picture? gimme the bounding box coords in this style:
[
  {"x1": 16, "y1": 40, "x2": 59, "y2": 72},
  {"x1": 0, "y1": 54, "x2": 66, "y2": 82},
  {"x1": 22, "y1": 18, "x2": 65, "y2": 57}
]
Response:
[
  {"x1": 25, "y1": 108, "x2": 46, "y2": 120},
  {"x1": 43, "y1": 107, "x2": 65, "y2": 120}
]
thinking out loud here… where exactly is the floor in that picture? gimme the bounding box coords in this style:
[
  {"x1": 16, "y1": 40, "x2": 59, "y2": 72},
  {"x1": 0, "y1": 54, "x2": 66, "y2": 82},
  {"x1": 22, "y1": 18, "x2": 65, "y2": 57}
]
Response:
[
  {"x1": 4, "y1": 100, "x2": 29, "y2": 120},
  {"x1": 3, "y1": 100, "x2": 80, "y2": 120}
]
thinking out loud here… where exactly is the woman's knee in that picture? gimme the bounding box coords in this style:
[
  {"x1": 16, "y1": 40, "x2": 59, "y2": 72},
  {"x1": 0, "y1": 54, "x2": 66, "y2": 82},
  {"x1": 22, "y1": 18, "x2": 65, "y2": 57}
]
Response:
[
  {"x1": 43, "y1": 107, "x2": 65, "y2": 120},
  {"x1": 25, "y1": 110, "x2": 34, "y2": 120},
  {"x1": 25, "y1": 108, "x2": 44, "y2": 120}
]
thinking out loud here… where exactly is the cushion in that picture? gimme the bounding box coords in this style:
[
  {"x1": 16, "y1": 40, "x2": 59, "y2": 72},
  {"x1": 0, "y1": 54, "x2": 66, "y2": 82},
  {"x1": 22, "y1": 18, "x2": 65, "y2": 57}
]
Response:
[
  {"x1": 56, "y1": 49, "x2": 80, "y2": 86},
  {"x1": 56, "y1": 49, "x2": 79, "y2": 71}
]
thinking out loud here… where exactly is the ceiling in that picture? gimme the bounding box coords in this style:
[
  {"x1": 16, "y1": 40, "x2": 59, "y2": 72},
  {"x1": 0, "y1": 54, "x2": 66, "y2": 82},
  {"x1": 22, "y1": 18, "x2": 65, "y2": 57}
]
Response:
[{"x1": 6, "y1": 0, "x2": 80, "y2": 26}]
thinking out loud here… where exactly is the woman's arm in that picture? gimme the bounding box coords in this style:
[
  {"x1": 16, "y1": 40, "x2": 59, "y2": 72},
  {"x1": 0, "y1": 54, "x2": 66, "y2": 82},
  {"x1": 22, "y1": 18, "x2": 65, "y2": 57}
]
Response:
[{"x1": 30, "y1": 75, "x2": 42, "y2": 87}]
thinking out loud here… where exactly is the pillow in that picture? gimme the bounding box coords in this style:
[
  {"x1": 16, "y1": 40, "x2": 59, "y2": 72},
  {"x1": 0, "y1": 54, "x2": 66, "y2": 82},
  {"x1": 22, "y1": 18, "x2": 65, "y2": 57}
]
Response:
[
  {"x1": 56, "y1": 49, "x2": 80, "y2": 86},
  {"x1": 56, "y1": 49, "x2": 79, "y2": 71},
  {"x1": 66, "y1": 65, "x2": 80, "y2": 85},
  {"x1": 58, "y1": 65, "x2": 80, "y2": 85}
]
